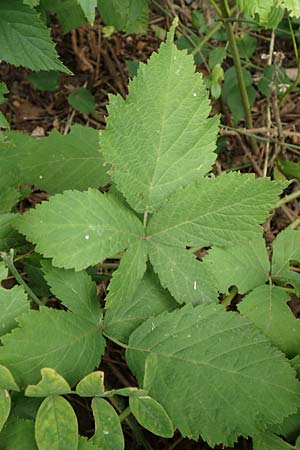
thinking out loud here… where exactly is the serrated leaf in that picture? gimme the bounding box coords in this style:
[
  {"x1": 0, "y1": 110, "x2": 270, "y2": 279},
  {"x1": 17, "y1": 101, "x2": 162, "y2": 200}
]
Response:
[
  {"x1": 253, "y1": 431, "x2": 294, "y2": 450},
  {"x1": 25, "y1": 368, "x2": 71, "y2": 397},
  {"x1": 1, "y1": 126, "x2": 109, "y2": 194},
  {"x1": 126, "y1": 304, "x2": 300, "y2": 447},
  {"x1": 35, "y1": 396, "x2": 78, "y2": 450},
  {"x1": 272, "y1": 228, "x2": 300, "y2": 292},
  {"x1": 0, "y1": 285, "x2": 29, "y2": 336},
  {"x1": 147, "y1": 173, "x2": 282, "y2": 248},
  {"x1": 237, "y1": 0, "x2": 300, "y2": 24},
  {"x1": 17, "y1": 190, "x2": 143, "y2": 270},
  {"x1": 105, "y1": 240, "x2": 147, "y2": 308},
  {"x1": 0, "y1": 214, "x2": 24, "y2": 251},
  {"x1": 23, "y1": 254, "x2": 51, "y2": 298},
  {"x1": 203, "y1": 236, "x2": 270, "y2": 294},
  {"x1": 98, "y1": 0, "x2": 148, "y2": 33},
  {"x1": 0, "y1": 308, "x2": 105, "y2": 387},
  {"x1": 0, "y1": 0, "x2": 70, "y2": 73},
  {"x1": 91, "y1": 398, "x2": 124, "y2": 450},
  {"x1": 68, "y1": 88, "x2": 96, "y2": 115},
  {"x1": 0, "y1": 169, "x2": 20, "y2": 214},
  {"x1": 101, "y1": 21, "x2": 219, "y2": 213},
  {"x1": 77, "y1": 0, "x2": 97, "y2": 23},
  {"x1": 40, "y1": 0, "x2": 86, "y2": 32},
  {"x1": 0, "y1": 417, "x2": 37, "y2": 450},
  {"x1": 148, "y1": 242, "x2": 217, "y2": 304},
  {"x1": 239, "y1": 285, "x2": 300, "y2": 357},
  {"x1": 0, "y1": 365, "x2": 19, "y2": 391},
  {"x1": 0, "y1": 390, "x2": 10, "y2": 432},
  {"x1": 76, "y1": 371, "x2": 105, "y2": 397},
  {"x1": 129, "y1": 395, "x2": 174, "y2": 438},
  {"x1": 104, "y1": 266, "x2": 177, "y2": 342},
  {"x1": 42, "y1": 260, "x2": 101, "y2": 325}
]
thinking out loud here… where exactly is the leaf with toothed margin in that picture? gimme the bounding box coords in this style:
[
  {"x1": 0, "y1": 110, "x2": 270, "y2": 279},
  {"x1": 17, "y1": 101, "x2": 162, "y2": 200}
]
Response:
[
  {"x1": 16, "y1": 190, "x2": 143, "y2": 271},
  {"x1": 101, "y1": 19, "x2": 219, "y2": 213},
  {"x1": 126, "y1": 304, "x2": 300, "y2": 447}
]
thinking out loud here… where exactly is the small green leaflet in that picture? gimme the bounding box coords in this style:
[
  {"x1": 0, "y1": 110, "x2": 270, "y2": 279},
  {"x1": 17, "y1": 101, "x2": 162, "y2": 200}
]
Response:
[
  {"x1": 126, "y1": 304, "x2": 300, "y2": 447},
  {"x1": 0, "y1": 214, "x2": 24, "y2": 251},
  {"x1": 68, "y1": 87, "x2": 96, "y2": 115},
  {"x1": 104, "y1": 266, "x2": 177, "y2": 342},
  {"x1": 77, "y1": 0, "x2": 97, "y2": 23},
  {"x1": 0, "y1": 0, "x2": 70, "y2": 73},
  {"x1": 237, "y1": 0, "x2": 300, "y2": 24},
  {"x1": 239, "y1": 285, "x2": 300, "y2": 357},
  {"x1": 25, "y1": 368, "x2": 71, "y2": 397},
  {"x1": 0, "y1": 390, "x2": 10, "y2": 432},
  {"x1": 0, "y1": 285, "x2": 29, "y2": 336},
  {"x1": 0, "y1": 125, "x2": 109, "y2": 194},
  {"x1": 17, "y1": 190, "x2": 143, "y2": 270},
  {"x1": 272, "y1": 227, "x2": 300, "y2": 292},
  {"x1": 27, "y1": 71, "x2": 60, "y2": 92},
  {"x1": 253, "y1": 431, "x2": 295, "y2": 450},
  {"x1": 0, "y1": 364, "x2": 19, "y2": 391},
  {"x1": 91, "y1": 398, "x2": 124, "y2": 450},
  {"x1": 76, "y1": 371, "x2": 105, "y2": 397},
  {"x1": 0, "y1": 308, "x2": 105, "y2": 387},
  {"x1": 35, "y1": 396, "x2": 78, "y2": 450},
  {"x1": 98, "y1": 0, "x2": 149, "y2": 33},
  {"x1": 0, "y1": 417, "x2": 38, "y2": 450},
  {"x1": 101, "y1": 19, "x2": 219, "y2": 213},
  {"x1": 203, "y1": 236, "x2": 270, "y2": 294},
  {"x1": 42, "y1": 260, "x2": 101, "y2": 325},
  {"x1": 40, "y1": 0, "x2": 86, "y2": 33}
]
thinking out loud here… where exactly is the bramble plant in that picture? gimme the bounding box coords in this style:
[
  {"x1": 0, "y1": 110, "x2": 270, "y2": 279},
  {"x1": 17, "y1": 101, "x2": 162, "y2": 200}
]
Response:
[{"x1": 1, "y1": 15, "x2": 300, "y2": 450}]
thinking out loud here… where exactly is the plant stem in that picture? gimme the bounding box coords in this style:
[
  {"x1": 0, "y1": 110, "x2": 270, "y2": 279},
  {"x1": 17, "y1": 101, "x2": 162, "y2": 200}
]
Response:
[
  {"x1": 119, "y1": 406, "x2": 132, "y2": 422},
  {"x1": 275, "y1": 190, "x2": 300, "y2": 208},
  {"x1": 101, "y1": 331, "x2": 129, "y2": 349},
  {"x1": 0, "y1": 251, "x2": 43, "y2": 306},
  {"x1": 216, "y1": 0, "x2": 259, "y2": 154},
  {"x1": 222, "y1": 286, "x2": 238, "y2": 308},
  {"x1": 280, "y1": 16, "x2": 300, "y2": 106}
]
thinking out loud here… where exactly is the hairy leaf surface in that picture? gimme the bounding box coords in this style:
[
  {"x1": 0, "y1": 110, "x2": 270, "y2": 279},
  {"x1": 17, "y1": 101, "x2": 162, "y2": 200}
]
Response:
[
  {"x1": 126, "y1": 304, "x2": 300, "y2": 446},
  {"x1": 0, "y1": 0, "x2": 69, "y2": 72},
  {"x1": 239, "y1": 285, "x2": 300, "y2": 357},
  {"x1": 104, "y1": 266, "x2": 177, "y2": 342},
  {"x1": 0, "y1": 286, "x2": 29, "y2": 336},
  {"x1": 101, "y1": 21, "x2": 219, "y2": 213},
  {"x1": 147, "y1": 173, "x2": 282, "y2": 247},
  {"x1": 17, "y1": 190, "x2": 143, "y2": 270},
  {"x1": 42, "y1": 261, "x2": 101, "y2": 325},
  {"x1": 253, "y1": 431, "x2": 294, "y2": 450},
  {"x1": 0, "y1": 308, "x2": 105, "y2": 387}
]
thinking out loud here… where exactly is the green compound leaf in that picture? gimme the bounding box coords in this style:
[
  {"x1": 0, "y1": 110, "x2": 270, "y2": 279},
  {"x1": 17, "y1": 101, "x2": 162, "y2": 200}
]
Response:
[
  {"x1": 0, "y1": 126, "x2": 109, "y2": 194},
  {"x1": 129, "y1": 395, "x2": 174, "y2": 438},
  {"x1": 237, "y1": 0, "x2": 300, "y2": 25},
  {"x1": 0, "y1": 285, "x2": 29, "y2": 337},
  {"x1": 77, "y1": 0, "x2": 97, "y2": 23},
  {"x1": 253, "y1": 431, "x2": 294, "y2": 450},
  {"x1": 147, "y1": 173, "x2": 282, "y2": 248},
  {"x1": 25, "y1": 368, "x2": 71, "y2": 397},
  {"x1": 91, "y1": 398, "x2": 124, "y2": 450},
  {"x1": 16, "y1": 190, "x2": 143, "y2": 270},
  {"x1": 68, "y1": 87, "x2": 96, "y2": 115},
  {"x1": 126, "y1": 304, "x2": 300, "y2": 447},
  {"x1": 98, "y1": 0, "x2": 148, "y2": 33},
  {"x1": 272, "y1": 228, "x2": 300, "y2": 292},
  {"x1": 35, "y1": 396, "x2": 78, "y2": 450},
  {"x1": 101, "y1": 20, "x2": 219, "y2": 213},
  {"x1": 0, "y1": 308, "x2": 105, "y2": 387},
  {"x1": 0, "y1": 390, "x2": 10, "y2": 433},
  {"x1": 239, "y1": 285, "x2": 300, "y2": 357},
  {"x1": 0, "y1": 417, "x2": 37, "y2": 450},
  {"x1": 0, "y1": 364, "x2": 19, "y2": 391},
  {"x1": 105, "y1": 239, "x2": 148, "y2": 308},
  {"x1": 76, "y1": 371, "x2": 105, "y2": 397},
  {"x1": 42, "y1": 260, "x2": 101, "y2": 325},
  {"x1": 104, "y1": 266, "x2": 177, "y2": 342},
  {"x1": 148, "y1": 242, "x2": 217, "y2": 304},
  {"x1": 203, "y1": 236, "x2": 270, "y2": 294},
  {"x1": 0, "y1": 0, "x2": 70, "y2": 73}
]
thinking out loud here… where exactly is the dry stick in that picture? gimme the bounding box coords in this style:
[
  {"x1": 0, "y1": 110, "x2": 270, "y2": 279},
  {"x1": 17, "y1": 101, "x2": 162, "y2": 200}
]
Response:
[
  {"x1": 263, "y1": 30, "x2": 275, "y2": 177},
  {"x1": 217, "y1": 0, "x2": 259, "y2": 155}
]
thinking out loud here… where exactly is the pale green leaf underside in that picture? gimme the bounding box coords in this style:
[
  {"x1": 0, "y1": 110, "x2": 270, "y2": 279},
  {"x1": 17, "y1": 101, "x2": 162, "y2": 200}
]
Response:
[
  {"x1": 148, "y1": 242, "x2": 218, "y2": 304},
  {"x1": 42, "y1": 260, "x2": 101, "y2": 325},
  {"x1": 25, "y1": 368, "x2": 71, "y2": 397},
  {"x1": 98, "y1": 0, "x2": 148, "y2": 33},
  {"x1": 0, "y1": 285, "x2": 29, "y2": 337},
  {"x1": 35, "y1": 396, "x2": 78, "y2": 450},
  {"x1": 127, "y1": 304, "x2": 300, "y2": 446},
  {"x1": 239, "y1": 285, "x2": 300, "y2": 357},
  {"x1": 104, "y1": 239, "x2": 148, "y2": 308},
  {"x1": 253, "y1": 431, "x2": 294, "y2": 450},
  {"x1": 104, "y1": 266, "x2": 177, "y2": 342},
  {"x1": 0, "y1": 0, "x2": 70, "y2": 72},
  {"x1": 91, "y1": 398, "x2": 124, "y2": 450},
  {"x1": 0, "y1": 417, "x2": 37, "y2": 450},
  {"x1": 0, "y1": 308, "x2": 105, "y2": 387},
  {"x1": 17, "y1": 190, "x2": 143, "y2": 270},
  {"x1": 203, "y1": 236, "x2": 270, "y2": 294},
  {"x1": 102, "y1": 22, "x2": 219, "y2": 213},
  {"x1": 77, "y1": 0, "x2": 97, "y2": 23},
  {"x1": 1, "y1": 125, "x2": 109, "y2": 194},
  {"x1": 272, "y1": 228, "x2": 300, "y2": 292}
]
